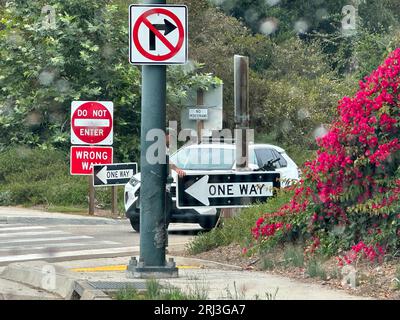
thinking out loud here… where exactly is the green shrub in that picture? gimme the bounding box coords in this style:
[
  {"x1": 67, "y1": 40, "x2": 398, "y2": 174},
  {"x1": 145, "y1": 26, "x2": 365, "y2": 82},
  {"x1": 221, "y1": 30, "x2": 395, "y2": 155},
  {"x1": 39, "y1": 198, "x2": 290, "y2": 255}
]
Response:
[
  {"x1": 306, "y1": 258, "x2": 327, "y2": 280},
  {"x1": 283, "y1": 245, "x2": 305, "y2": 268},
  {"x1": 0, "y1": 147, "x2": 115, "y2": 208},
  {"x1": 260, "y1": 257, "x2": 275, "y2": 271}
]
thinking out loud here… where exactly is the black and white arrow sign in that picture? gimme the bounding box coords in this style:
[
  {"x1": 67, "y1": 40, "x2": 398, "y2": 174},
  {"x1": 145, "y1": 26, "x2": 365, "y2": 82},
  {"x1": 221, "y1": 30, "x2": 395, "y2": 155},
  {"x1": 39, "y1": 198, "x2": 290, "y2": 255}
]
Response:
[
  {"x1": 177, "y1": 172, "x2": 280, "y2": 209},
  {"x1": 149, "y1": 19, "x2": 177, "y2": 50},
  {"x1": 93, "y1": 163, "x2": 137, "y2": 187}
]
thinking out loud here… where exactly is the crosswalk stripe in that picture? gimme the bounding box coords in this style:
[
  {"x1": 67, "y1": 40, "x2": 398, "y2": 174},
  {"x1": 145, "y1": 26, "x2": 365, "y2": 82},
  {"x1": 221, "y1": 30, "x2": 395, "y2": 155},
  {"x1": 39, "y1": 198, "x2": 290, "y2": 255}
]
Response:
[
  {"x1": 0, "y1": 224, "x2": 28, "y2": 228},
  {"x1": 0, "y1": 230, "x2": 68, "y2": 238},
  {"x1": 0, "y1": 226, "x2": 47, "y2": 232},
  {"x1": 0, "y1": 235, "x2": 93, "y2": 245},
  {"x1": 0, "y1": 246, "x2": 138, "y2": 263},
  {"x1": 0, "y1": 240, "x2": 120, "y2": 252}
]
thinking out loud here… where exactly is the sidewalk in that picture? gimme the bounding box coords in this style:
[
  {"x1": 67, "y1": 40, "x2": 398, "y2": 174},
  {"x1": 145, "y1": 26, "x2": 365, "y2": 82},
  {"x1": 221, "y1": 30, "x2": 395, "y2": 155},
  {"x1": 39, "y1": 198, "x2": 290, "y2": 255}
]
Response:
[
  {"x1": 0, "y1": 206, "x2": 123, "y2": 225},
  {"x1": 0, "y1": 256, "x2": 373, "y2": 300}
]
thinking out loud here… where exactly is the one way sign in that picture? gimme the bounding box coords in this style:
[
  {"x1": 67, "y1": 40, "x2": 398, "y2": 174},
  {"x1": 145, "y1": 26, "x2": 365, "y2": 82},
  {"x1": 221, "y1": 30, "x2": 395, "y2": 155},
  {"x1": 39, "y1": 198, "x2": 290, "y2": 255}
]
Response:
[
  {"x1": 93, "y1": 163, "x2": 137, "y2": 187},
  {"x1": 129, "y1": 4, "x2": 188, "y2": 65},
  {"x1": 177, "y1": 172, "x2": 280, "y2": 209}
]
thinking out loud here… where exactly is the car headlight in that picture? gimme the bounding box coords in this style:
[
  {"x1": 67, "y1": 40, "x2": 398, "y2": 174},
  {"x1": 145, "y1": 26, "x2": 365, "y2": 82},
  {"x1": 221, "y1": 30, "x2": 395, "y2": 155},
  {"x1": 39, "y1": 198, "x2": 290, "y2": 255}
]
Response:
[{"x1": 128, "y1": 177, "x2": 140, "y2": 187}]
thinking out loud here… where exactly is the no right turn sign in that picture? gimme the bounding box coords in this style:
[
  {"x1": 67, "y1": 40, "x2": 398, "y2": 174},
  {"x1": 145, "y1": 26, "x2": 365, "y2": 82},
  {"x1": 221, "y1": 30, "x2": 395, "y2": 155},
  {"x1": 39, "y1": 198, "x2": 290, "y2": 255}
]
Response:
[{"x1": 129, "y1": 4, "x2": 188, "y2": 65}]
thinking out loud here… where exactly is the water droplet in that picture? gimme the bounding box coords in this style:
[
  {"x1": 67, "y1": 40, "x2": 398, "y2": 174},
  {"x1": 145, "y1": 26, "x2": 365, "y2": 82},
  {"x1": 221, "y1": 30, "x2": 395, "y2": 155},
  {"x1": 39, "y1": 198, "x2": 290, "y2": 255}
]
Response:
[
  {"x1": 55, "y1": 79, "x2": 70, "y2": 93},
  {"x1": 25, "y1": 111, "x2": 42, "y2": 126},
  {"x1": 313, "y1": 125, "x2": 328, "y2": 139},
  {"x1": 259, "y1": 18, "x2": 278, "y2": 35},
  {"x1": 49, "y1": 110, "x2": 63, "y2": 123},
  {"x1": 7, "y1": 31, "x2": 23, "y2": 46},
  {"x1": 316, "y1": 8, "x2": 328, "y2": 20},
  {"x1": 102, "y1": 44, "x2": 114, "y2": 59},
  {"x1": 297, "y1": 108, "x2": 310, "y2": 120},
  {"x1": 282, "y1": 119, "x2": 293, "y2": 132},
  {"x1": 182, "y1": 60, "x2": 196, "y2": 74},
  {"x1": 211, "y1": 0, "x2": 226, "y2": 5},
  {"x1": 294, "y1": 20, "x2": 309, "y2": 34},
  {"x1": 266, "y1": 0, "x2": 280, "y2": 6},
  {"x1": 38, "y1": 71, "x2": 55, "y2": 86}
]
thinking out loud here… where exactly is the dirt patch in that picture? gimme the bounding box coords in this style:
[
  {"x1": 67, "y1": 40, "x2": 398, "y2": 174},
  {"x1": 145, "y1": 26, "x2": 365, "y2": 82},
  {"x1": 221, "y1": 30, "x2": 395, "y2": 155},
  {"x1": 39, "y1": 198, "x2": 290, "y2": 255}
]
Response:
[{"x1": 187, "y1": 244, "x2": 400, "y2": 300}]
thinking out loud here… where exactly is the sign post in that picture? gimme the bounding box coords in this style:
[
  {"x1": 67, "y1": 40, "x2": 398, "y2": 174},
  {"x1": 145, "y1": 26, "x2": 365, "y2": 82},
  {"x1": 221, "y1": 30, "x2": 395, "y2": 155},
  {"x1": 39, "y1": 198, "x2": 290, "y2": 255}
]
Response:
[
  {"x1": 234, "y1": 55, "x2": 250, "y2": 170},
  {"x1": 196, "y1": 89, "x2": 204, "y2": 143},
  {"x1": 70, "y1": 101, "x2": 114, "y2": 216},
  {"x1": 127, "y1": 1, "x2": 185, "y2": 278}
]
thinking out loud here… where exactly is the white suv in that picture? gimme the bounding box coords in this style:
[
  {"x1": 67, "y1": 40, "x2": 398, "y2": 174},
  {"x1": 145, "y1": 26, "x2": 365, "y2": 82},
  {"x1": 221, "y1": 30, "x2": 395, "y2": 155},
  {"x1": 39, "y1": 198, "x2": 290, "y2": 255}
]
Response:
[{"x1": 124, "y1": 143, "x2": 299, "y2": 232}]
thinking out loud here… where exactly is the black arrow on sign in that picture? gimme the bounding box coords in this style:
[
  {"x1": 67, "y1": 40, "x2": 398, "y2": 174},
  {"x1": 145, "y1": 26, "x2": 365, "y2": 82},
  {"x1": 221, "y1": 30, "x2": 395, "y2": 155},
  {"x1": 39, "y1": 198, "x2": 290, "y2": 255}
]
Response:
[{"x1": 149, "y1": 19, "x2": 177, "y2": 51}]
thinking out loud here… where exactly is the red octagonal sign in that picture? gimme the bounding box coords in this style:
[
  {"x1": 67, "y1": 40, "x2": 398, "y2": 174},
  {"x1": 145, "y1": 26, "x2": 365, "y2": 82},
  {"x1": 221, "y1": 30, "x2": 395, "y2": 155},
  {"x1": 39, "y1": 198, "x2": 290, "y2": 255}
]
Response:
[{"x1": 71, "y1": 101, "x2": 113, "y2": 145}]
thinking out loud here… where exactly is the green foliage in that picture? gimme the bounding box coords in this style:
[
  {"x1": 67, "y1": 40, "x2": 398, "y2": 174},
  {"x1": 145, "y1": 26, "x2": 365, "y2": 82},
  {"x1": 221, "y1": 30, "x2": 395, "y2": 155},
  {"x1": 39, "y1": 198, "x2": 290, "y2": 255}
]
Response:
[
  {"x1": 115, "y1": 279, "x2": 209, "y2": 300},
  {"x1": 0, "y1": 0, "x2": 220, "y2": 161},
  {"x1": 0, "y1": 0, "x2": 140, "y2": 160},
  {"x1": 0, "y1": 147, "x2": 113, "y2": 207},
  {"x1": 260, "y1": 256, "x2": 275, "y2": 271},
  {"x1": 115, "y1": 286, "x2": 139, "y2": 300},
  {"x1": 283, "y1": 245, "x2": 305, "y2": 268},
  {"x1": 395, "y1": 266, "x2": 400, "y2": 290},
  {"x1": 306, "y1": 258, "x2": 327, "y2": 280}
]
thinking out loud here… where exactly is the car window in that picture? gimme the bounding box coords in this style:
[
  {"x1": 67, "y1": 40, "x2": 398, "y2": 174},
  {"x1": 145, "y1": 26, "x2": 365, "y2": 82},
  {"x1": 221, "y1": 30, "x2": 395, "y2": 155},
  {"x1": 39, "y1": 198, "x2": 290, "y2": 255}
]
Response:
[
  {"x1": 254, "y1": 149, "x2": 275, "y2": 168},
  {"x1": 170, "y1": 147, "x2": 234, "y2": 170},
  {"x1": 271, "y1": 150, "x2": 287, "y2": 168}
]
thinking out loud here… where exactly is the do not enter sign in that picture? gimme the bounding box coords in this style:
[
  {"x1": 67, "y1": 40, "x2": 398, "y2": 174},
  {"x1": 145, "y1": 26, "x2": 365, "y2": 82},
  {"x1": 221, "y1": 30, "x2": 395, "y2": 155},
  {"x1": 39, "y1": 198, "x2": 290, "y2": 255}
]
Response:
[{"x1": 71, "y1": 101, "x2": 113, "y2": 145}]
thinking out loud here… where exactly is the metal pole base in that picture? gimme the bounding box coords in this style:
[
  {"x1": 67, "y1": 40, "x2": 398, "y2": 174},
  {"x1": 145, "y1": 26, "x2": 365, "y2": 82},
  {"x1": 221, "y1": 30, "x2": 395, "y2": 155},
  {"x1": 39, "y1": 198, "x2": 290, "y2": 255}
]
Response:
[{"x1": 126, "y1": 257, "x2": 179, "y2": 279}]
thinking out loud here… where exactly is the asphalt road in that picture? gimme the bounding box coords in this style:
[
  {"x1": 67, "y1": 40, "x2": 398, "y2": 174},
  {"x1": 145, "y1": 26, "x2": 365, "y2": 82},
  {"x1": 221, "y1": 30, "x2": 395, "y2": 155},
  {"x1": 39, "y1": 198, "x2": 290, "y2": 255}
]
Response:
[{"x1": 0, "y1": 207, "x2": 202, "y2": 266}]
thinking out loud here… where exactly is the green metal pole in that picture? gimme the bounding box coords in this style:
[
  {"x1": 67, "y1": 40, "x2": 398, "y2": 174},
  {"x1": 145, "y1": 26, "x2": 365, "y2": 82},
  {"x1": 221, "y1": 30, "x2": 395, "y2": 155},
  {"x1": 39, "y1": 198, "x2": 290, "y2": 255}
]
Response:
[{"x1": 139, "y1": 0, "x2": 167, "y2": 268}]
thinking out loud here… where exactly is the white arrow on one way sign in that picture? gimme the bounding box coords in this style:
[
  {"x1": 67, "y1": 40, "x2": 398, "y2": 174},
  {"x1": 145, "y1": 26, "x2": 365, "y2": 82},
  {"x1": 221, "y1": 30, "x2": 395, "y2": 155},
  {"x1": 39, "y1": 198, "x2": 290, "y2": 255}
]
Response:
[{"x1": 184, "y1": 175, "x2": 274, "y2": 206}]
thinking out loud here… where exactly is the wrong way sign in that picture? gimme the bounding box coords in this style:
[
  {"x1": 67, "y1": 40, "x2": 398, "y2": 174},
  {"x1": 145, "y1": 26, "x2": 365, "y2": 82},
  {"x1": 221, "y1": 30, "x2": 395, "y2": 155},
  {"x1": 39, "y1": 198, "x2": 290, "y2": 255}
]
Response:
[
  {"x1": 177, "y1": 172, "x2": 280, "y2": 209},
  {"x1": 71, "y1": 101, "x2": 113, "y2": 145},
  {"x1": 93, "y1": 163, "x2": 137, "y2": 187},
  {"x1": 70, "y1": 146, "x2": 113, "y2": 175},
  {"x1": 129, "y1": 4, "x2": 188, "y2": 65}
]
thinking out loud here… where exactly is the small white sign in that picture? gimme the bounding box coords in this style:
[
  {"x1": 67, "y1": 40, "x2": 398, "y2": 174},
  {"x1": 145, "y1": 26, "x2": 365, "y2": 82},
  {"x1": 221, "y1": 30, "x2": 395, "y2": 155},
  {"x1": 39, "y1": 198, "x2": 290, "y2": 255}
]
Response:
[{"x1": 189, "y1": 108, "x2": 208, "y2": 120}]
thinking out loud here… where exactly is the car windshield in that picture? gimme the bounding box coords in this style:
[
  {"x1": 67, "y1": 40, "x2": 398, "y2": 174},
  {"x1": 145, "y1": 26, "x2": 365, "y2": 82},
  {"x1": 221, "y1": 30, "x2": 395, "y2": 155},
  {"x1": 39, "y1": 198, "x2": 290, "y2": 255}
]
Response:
[{"x1": 170, "y1": 146, "x2": 234, "y2": 170}]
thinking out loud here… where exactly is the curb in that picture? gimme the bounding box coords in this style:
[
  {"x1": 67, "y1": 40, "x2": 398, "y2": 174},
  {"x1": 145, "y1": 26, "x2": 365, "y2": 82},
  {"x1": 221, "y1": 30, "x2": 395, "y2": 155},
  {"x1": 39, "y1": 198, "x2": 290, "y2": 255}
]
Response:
[
  {"x1": 0, "y1": 261, "x2": 111, "y2": 300},
  {"x1": 170, "y1": 256, "x2": 243, "y2": 271}
]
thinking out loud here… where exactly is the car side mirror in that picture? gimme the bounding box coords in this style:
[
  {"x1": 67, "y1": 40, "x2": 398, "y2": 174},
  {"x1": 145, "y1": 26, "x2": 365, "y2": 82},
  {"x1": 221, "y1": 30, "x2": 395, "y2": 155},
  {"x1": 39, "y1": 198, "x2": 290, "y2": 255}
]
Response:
[{"x1": 248, "y1": 163, "x2": 259, "y2": 171}]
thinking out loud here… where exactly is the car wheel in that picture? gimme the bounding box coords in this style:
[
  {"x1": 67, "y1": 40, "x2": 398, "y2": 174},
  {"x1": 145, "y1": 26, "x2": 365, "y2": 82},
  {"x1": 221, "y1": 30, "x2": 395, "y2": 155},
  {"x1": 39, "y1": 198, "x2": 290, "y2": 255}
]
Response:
[
  {"x1": 199, "y1": 210, "x2": 221, "y2": 231},
  {"x1": 129, "y1": 216, "x2": 140, "y2": 232},
  {"x1": 129, "y1": 214, "x2": 170, "y2": 233}
]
